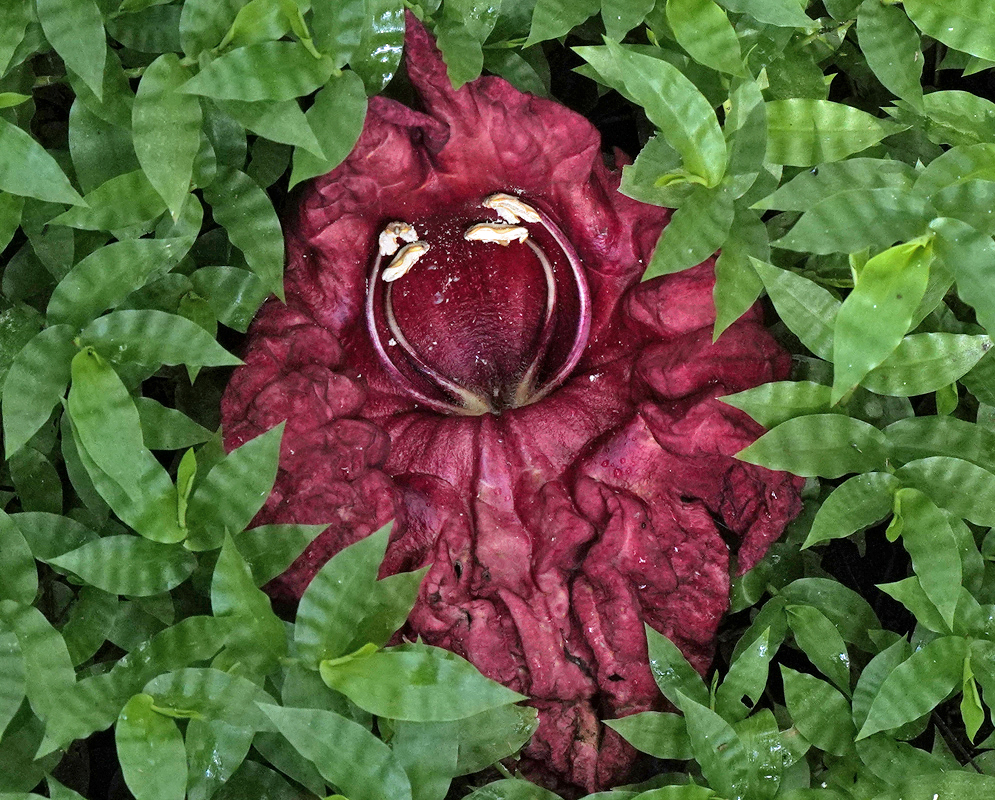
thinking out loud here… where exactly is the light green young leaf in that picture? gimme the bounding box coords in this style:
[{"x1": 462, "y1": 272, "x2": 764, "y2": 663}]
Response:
[
  {"x1": 644, "y1": 182, "x2": 735, "y2": 279},
  {"x1": 289, "y1": 70, "x2": 368, "y2": 188},
  {"x1": 203, "y1": 168, "x2": 284, "y2": 299},
  {"x1": 857, "y1": 635, "x2": 967, "y2": 739},
  {"x1": 716, "y1": 0, "x2": 814, "y2": 28},
  {"x1": 645, "y1": 624, "x2": 709, "y2": 710},
  {"x1": 320, "y1": 644, "x2": 525, "y2": 722},
  {"x1": 37, "y1": 0, "x2": 106, "y2": 101},
  {"x1": 780, "y1": 666, "x2": 854, "y2": 756},
  {"x1": 885, "y1": 415, "x2": 995, "y2": 471},
  {"x1": 604, "y1": 711, "x2": 693, "y2": 760},
  {"x1": 133, "y1": 397, "x2": 212, "y2": 451},
  {"x1": 913, "y1": 143, "x2": 995, "y2": 198},
  {"x1": 133, "y1": 54, "x2": 202, "y2": 220},
  {"x1": 180, "y1": 41, "x2": 336, "y2": 102},
  {"x1": 217, "y1": 98, "x2": 324, "y2": 157},
  {"x1": 527, "y1": 0, "x2": 599, "y2": 45},
  {"x1": 602, "y1": 0, "x2": 655, "y2": 40},
  {"x1": 786, "y1": 604, "x2": 851, "y2": 694},
  {"x1": 765, "y1": 99, "x2": 903, "y2": 166},
  {"x1": 721, "y1": 381, "x2": 832, "y2": 429},
  {"x1": 803, "y1": 472, "x2": 899, "y2": 549},
  {"x1": 752, "y1": 158, "x2": 916, "y2": 212},
  {"x1": 862, "y1": 333, "x2": 991, "y2": 396},
  {"x1": 713, "y1": 209, "x2": 765, "y2": 337},
  {"x1": 678, "y1": 692, "x2": 750, "y2": 800},
  {"x1": 857, "y1": 0, "x2": 924, "y2": 111},
  {"x1": 903, "y1": 0, "x2": 995, "y2": 63},
  {"x1": 143, "y1": 667, "x2": 276, "y2": 731},
  {"x1": 736, "y1": 414, "x2": 889, "y2": 478},
  {"x1": 259, "y1": 704, "x2": 413, "y2": 800},
  {"x1": 185, "y1": 422, "x2": 283, "y2": 550},
  {"x1": 116, "y1": 694, "x2": 187, "y2": 800},
  {"x1": 895, "y1": 456, "x2": 995, "y2": 526},
  {"x1": 931, "y1": 217, "x2": 995, "y2": 336},
  {"x1": 49, "y1": 536, "x2": 196, "y2": 596},
  {"x1": 832, "y1": 240, "x2": 931, "y2": 403},
  {"x1": 931, "y1": 180, "x2": 995, "y2": 237},
  {"x1": 877, "y1": 577, "x2": 950, "y2": 634},
  {"x1": 0, "y1": 118, "x2": 84, "y2": 206},
  {"x1": 750, "y1": 259, "x2": 839, "y2": 360},
  {"x1": 234, "y1": 523, "x2": 328, "y2": 586},
  {"x1": 50, "y1": 171, "x2": 167, "y2": 231},
  {"x1": 667, "y1": 0, "x2": 745, "y2": 76}
]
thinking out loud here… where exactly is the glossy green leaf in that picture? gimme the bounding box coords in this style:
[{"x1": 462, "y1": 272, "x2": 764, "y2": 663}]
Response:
[
  {"x1": 803, "y1": 472, "x2": 899, "y2": 549},
  {"x1": 49, "y1": 536, "x2": 196, "y2": 596},
  {"x1": 50, "y1": 170, "x2": 167, "y2": 231},
  {"x1": 142, "y1": 667, "x2": 275, "y2": 730},
  {"x1": 913, "y1": 143, "x2": 995, "y2": 198},
  {"x1": 259, "y1": 704, "x2": 413, "y2": 800},
  {"x1": 736, "y1": 414, "x2": 889, "y2": 478},
  {"x1": 716, "y1": 628, "x2": 775, "y2": 720},
  {"x1": 184, "y1": 718, "x2": 254, "y2": 800},
  {"x1": 782, "y1": 580, "x2": 881, "y2": 652},
  {"x1": 919, "y1": 90, "x2": 995, "y2": 147},
  {"x1": 528, "y1": 0, "x2": 599, "y2": 45},
  {"x1": 832, "y1": 241, "x2": 931, "y2": 403},
  {"x1": 37, "y1": 0, "x2": 106, "y2": 102},
  {"x1": 619, "y1": 135, "x2": 687, "y2": 208},
  {"x1": 116, "y1": 694, "x2": 186, "y2": 800},
  {"x1": 189, "y1": 266, "x2": 269, "y2": 333},
  {"x1": 181, "y1": 41, "x2": 336, "y2": 102},
  {"x1": 750, "y1": 259, "x2": 839, "y2": 359},
  {"x1": 604, "y1": 711, "x2": 692, "y2": 760},
  {"x1": 644, "y1": 182, "x2": 735, "y2": 278},
  {"x1": 2, "y1": 325, "x2": 76, "y2": 458},
  {"x1": 774, "y1": 188, "x2": 931, "y2": 255},
  {"x1": 452, "y1": 704, "x2": 538, "y2": 776},
  {"x1": 602, "y1": 0, "x2": 655, "y2": 40},
  {"x1": 894, "y1": 488, "x2": 962, "y2": 628},
  {"x1": 464, "y1": 779, "x2": 562, "y2": 800},
  {"x1": 857, "y1": 0, "x2": 924, "y2": 110},
  {"x1": 857, "y1": 635, "x2": 967, "y2": 739},
  {"x1": 713, "y1": 212, "x2": 765, "y2": 337},
  {"x1": 717, "y1": 0, "x2": 814, "y2": 28},
  {"x1": 599, "y1": 42, "x2": 727, "y2": 187},
  {"x1": 786, "y1": 604, "x2": 851, "y2": 694},
  {"x1": 214, "y1": 761, "x2": 303, "y2": 800},
  {"x1": 877, "y1": 577, "x2": 950, "y2": 634},
  {"x1": 179, "y1": 0, "x2": 251, "y2": 56},
  {"x1": 753, "y1": 158, "x2": 915, "y2": 212},
  {"x1": 896, "y1": 456, "x2": 995, "y2": 526},
  {"x1": 289, "y1": 70, "x2": 368, "y2": 187},
  {"x1": 667, "y1": 0, "x2": 744, "y2": 76},
  {"x1": 80, "y1": 310, "x2": 240, "y2": 369},
  {"x1": 350, "y1": 0, "x2": 404, "y2": 93},
  {"x1": 722, "y1": 380, "x2": 832, "y2": 428},
  {"x1": 931, "y1": 180, "x2": 995, "y2": 237},
  {"x1": 0, "y1": 624, "x2": 25, "y2": 739},
  {"x1": 0, "y1": 118, "x2": 84, "y2": 206},
  {"x1": 645, "y1": 624, "x2": 709, "y2": 710},
  {"x1": 899, "y1": 771, "x2": 995, "y2": 800},
  {"x1": 434, "y1": 0, "x2": 501, "y2": 89},
  {"x1": 311, "y1": 0, "x2": 364, "y2": 66},
  {"x1": 0, "y1": 512, "x2": 36, "y2": 605},
  {"x1": 930, "y1": 217, "x2": 995, "y2": 336},
  {"x1": 133, "y1": 55, "x2": 201, "y2": 220},
  {"x1": 185, "y1": 422, "x2": 283, "y2": 550},
  {"x1": 765, "y1": 99, "x2": 902, "y2": 166},
  {"x1": 0, "y1": 0, "x2": 32, "y2": 77},
  {"x1": 61, "y1": 586, "x2": 117, "y2": 666},
  {"x1": 0, "y1": 192, "x2": 24, "y2": 253},
  {"x1": 885, "y1": 416, "x2": 995, "y2": 472},
  {"x1": 678, "y1": 692, "x2": 750, "y2": 800},
  {"x1": 904, "y1": 0, "x2": 995, "y2": 63},
  {"x1": 780, "y1": 666, "x2": 854, "y2": 756},
  {"x1": 389, "y1": 719, "x2": 458, "y2": 800},
  {"x1": 216, "y1": 98, "x2": 323, "y2": 156},
  {"x1": 133, "y1": 397, "x2": 212, "y2": 451},
  {"x1": 203, "y1": 168, "x2": 283, "y2": 299},
  {"x1": 234, "y1": 523, "x2": 327, "y2": 586},
  {"x1": 862, "y1": 333, "x2": 990, "y2": 396}
]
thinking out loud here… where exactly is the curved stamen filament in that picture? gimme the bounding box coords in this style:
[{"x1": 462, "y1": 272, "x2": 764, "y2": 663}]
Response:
[{"x1": 513, "y1": 240, "x2": 557, "y2": 407}]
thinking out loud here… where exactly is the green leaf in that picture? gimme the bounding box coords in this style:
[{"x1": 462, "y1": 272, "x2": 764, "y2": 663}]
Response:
[
  {"x1": 919, "y1": 90, "x2": 995, "y2": 147},
  {"x1": 645, "y1": 624, "x2": 709, "y2": 710},
  {"x1": 0, "y1": 625, "x2": 26, "y2": 739},
  {"x1": 133, "y1": 398, "x2": 212, "y2": 451},
  {"x1": 773, "y1": 188, "x2": 931, "y2": 255},
  {"x1": 894, "y1": 488, "x2": 962, "y2": 629},
  {"x1": 311, "y1": 0, "x2": 364, "y2": 66},
  {"x1": 780, "y1": 579, "x2": 882, "y2": 652},
  {"x1": 750, "y1": 259, "x2": 839, "y2": 360},
  {"x1": 434, "y1": 0, "x2": 500, "y2": 89},
  {"x1": 0, "y1": 512, "x2": 36, "y2": 605},
  {"x1": 528, "y1": 0, "x2": 600, "y2": 45},
  {"x1": 715, "y1": 628, "x2": 775, "y2": 719},
  {"x1": 189, "y1": 267, "x2": 269, "y2": 333},
  {"x1": 142, "y1": 667, "x2": 275, "y2": 730},
  {"x1": 0, "y1": 0, "x2": 32, "y2": 77},
  {"x1": 50, "y1": 170, "x2": 167, "y2": 231},
  {"x1": 185, "y1": 422, "x2": 283, "y2": 550},
  {"x1": 61, "y1": 586, "x2": 117, "y2": 666},
  {"x1": 857, "y1": 0, "x2": 924, "y2": 111},
  {"x1": 0, "y1": 118, "x2": 84, "y2": 206},
  {"x1": 216, "y1": 98, "x2": 323, "y2": 156},
  {"x1": 234, "y1": 523, "x2": 327, "y2": 586},
  {"x1": 678, "y1": 692, "x2": 750, "y2": 800},
  {"x1": 903, "y1": 0, "x2": 995, "y2": 63},
  {"x1": 913, "y1": 143, "x2": 995, "y2": 198},
  {"x1": 37, "y1": 0, "x2": 106, "y2": 102},
  {"x1": 862, "y1": 333, "x2": 991, "y2": 396},
  {"x1": 857, "y1": 635, "x2": 967, "y2": 739},
  {"x1": 803, "y1": 472, "x2": 899, "y2": 549},
  {"x1": 389, "y1": 718, "x2": 458, "y2": 800},
  {"x1": 259, "y1": 704, "x2": 413, "y2": 800},
  {"x1": 449, "y1": 704, "x2": 538, "y2": 776},
  {"x1": 765, "y1": 99, "x2": 902, "y2": 166},
  {"x1": 713, "y1": 211, "x2": 765, "y2": 337},
  {"x1": 930, "y1": 217, "x2": 995, "y2": 336},
  {"x1": 116, "y1": 694, "x2": 187, "y2": 800},
  {"x1": 463, "y1": 779, "x2": 562, "y2": 800},
  {"x1": 931, "y1": 180, "x2": 995, "y2": 238},
  {"x1": 667, "y1": 0, "x2": 745, "y2": 76},
  {"x1": 320, "y1": 643, "x2": 525, "y2": 722},
  {"x1": 213, "y1": 761, "x2": 302, "y2": 800},
  {"x1": 80, "y1": 310, "x2": 240, "y2": 369},
  {"x1": 350, "y1": 0, "x2": 404, "y2": 93},
  {"x1": 721, "y1": 381, "x2": 832, "y2": 429},
  {"x1": 597, "y1": 41, "x2": 727, "y2": 187},
  {"x1": 289, "y1": 70, "x2": 367, "y2": 188},
  {"x1": 49, "y1": 536, "x2": 196, "y2": 596},
  {"x1": 181, "y1": 41, "x2": 336, "y2": 102},
  {"x1": 9, "y1": 447, "x2": 61, "y2": 515},
  {"x1": 0, "y1": 192, "x2": 24, "y2": 252},
  {"x1": 899, "y1": 772, "x2": 995, "y2": 800},
  {"x1": 896, "y1": 456, "x2": 995, "y2": 526},
  {"x1": 736, "y1": 414, "x2": 889, "y2": 478},
  {"x1": 786, "y1": 604, "x2": 851, "y2": 694},
  {"x1": 203, "y1": 168, "x2": 283, "y2": 299},
  {"x1": 877, "y1": 577, "x2": 950, "y2": 634},
  {"x1": 602, "y1": 0, "x2": 655, "y2": 40},
  {"x1": 605, "y1": 711, "x2": 692, "y2": 760},
  {"x1": 105, "y1": 5, "x2": 182, "y2": 53},
  {"x1": 717, "y1": 0, "x2": 814, "y2": 28},
  {"x1": 780, "y1": 666, "x2": 854, "y2": 756},
  {"x1": 184, "y1": 718, "x2": 254, "y2": 800},
  {"x1": 2, "y1": 325, "x2": 76, "y2": 458},
  {"x1": 133, "y1": 55, "x2": 202, "y2": 220},
  {"x1": 620, "y1": 135, "x2": 687, "y2": 207},
  {"x1": 832, "y1": 241, "x2": 931, "y2": 403},
  {"x1": 753, "y1": 158, "x2": 915, "y2": 212},
  {"x1": 644, "y1": 182, "x2": 735, "y2": 278}
]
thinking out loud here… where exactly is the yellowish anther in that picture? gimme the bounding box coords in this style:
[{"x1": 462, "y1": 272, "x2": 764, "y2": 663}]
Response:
[
  {"x1": 382, "y1": 241, "x2": 430, "y2": 282},
  {"x1": 482, "y1": 193, "x2": 541, "y2": 224},
  {"x1": 464, "y1": 222, "x2": 529, "y2": 246},
  {"x1": 378, "y1": 221, "x2": 419, "y2": 257}
]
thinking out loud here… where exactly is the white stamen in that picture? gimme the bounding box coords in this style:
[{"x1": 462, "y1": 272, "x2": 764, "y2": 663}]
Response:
[
  {"x1": 382, "y1": 241, "x2": 430, "y2": 282},
  {"x1": 482, "y1": 193, "x2": 541, "y2": 224},
  {"x1": 464, "y1": 222, "x2": 529, "y2": 246},
  {"x1": 378, "y1": 221, "x2": 419, "y2": 256}
]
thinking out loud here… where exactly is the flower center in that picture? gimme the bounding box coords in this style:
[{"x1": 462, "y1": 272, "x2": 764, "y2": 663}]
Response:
[{"x1": 366, "y1": 194, "x2": 591, "y2": 415}]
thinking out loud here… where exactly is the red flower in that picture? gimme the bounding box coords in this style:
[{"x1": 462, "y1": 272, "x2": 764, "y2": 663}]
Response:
[{"x1": 221, "y1": 14, "x2": 802, "y2": 794}]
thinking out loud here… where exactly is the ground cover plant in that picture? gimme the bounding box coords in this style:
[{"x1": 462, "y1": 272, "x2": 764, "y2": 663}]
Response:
[{"x1": 2, "y1": 0, "x2": 995, "y2": 799}]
